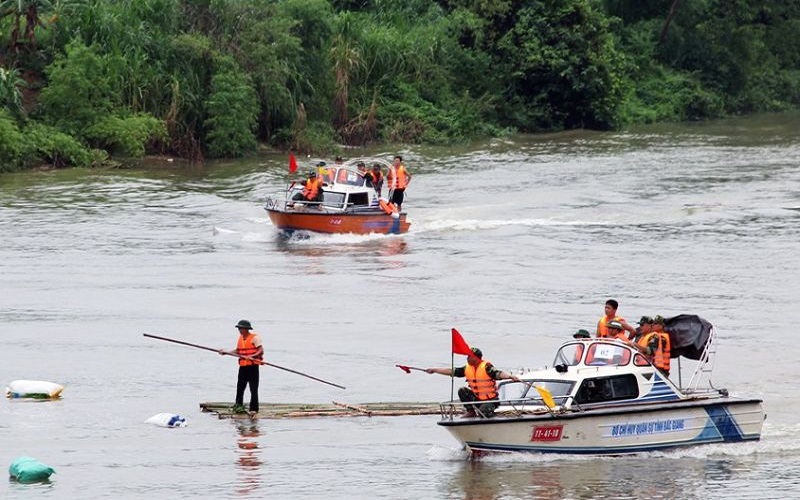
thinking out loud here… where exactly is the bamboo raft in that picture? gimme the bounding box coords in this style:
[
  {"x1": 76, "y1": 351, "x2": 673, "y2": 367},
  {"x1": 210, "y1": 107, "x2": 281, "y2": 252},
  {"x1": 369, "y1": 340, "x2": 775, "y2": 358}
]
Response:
[{"x1": 199, "y1": 401, "x2": 442, "y2": 419}]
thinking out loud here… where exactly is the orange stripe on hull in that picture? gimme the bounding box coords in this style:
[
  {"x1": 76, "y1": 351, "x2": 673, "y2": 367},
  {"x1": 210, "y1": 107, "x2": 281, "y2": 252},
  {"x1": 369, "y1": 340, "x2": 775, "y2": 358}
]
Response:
[{"x1": 266, "y1": 209, "x2": 410, "y2": 235}]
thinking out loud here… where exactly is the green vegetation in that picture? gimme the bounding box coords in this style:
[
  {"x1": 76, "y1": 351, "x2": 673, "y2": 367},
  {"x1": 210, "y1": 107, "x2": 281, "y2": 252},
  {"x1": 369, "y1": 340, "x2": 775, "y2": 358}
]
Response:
[{"x1": 1, "y1": 0, "x2": 799, "y2": 171}]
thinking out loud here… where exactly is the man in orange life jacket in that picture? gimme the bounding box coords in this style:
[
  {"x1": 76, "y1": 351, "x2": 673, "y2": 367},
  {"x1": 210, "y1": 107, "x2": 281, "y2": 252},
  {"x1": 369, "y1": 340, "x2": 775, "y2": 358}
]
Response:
[
  {"x1": 425, "y1": 347, "x2": 520, "y2": 418},
  {"x1": 596, "y1": 299, "x2": 635, "y2": 340},
  {"x1": 219, "y1": 320, "x2": 264, "y2": 415},
  {"x1": 387, "y1": 155, "x2": 411, "y2": 211},
  {"x1": 632, "y1": 316, "x2": 653, "y2": 344},
  {"x1": 365, "y1": 163, "x2": 384, "y2": 196},
  {"x1": 293, "y1": 170, "x2": 323, "y2": 204},
  {"x1": 638, "y1": 315, "x2": 671, "y2": 376},
  {"x1": 604, "y1": 320, "x2": 629, "y2": 342}
]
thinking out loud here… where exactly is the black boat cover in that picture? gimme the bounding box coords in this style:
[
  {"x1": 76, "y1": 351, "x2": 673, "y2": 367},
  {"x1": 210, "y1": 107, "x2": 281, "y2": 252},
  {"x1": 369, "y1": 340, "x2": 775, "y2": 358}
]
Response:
[{"x1": 664, "y1": 314, "x2": 713, "y2": 360}]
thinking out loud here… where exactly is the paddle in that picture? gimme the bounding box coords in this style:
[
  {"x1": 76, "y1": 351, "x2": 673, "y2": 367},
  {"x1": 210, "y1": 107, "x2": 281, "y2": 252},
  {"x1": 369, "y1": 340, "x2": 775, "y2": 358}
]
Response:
[
  {"x1": 143, "y1": 333, "x2": 346, "y2": 390},
  {"x1": 395, "y1": 364, "x2": 427, "y2": 374}
]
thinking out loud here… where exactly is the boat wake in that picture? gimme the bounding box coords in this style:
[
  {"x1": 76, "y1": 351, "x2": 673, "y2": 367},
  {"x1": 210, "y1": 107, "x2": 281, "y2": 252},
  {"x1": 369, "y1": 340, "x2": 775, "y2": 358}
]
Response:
[
  {"x1": 427, "y1": 441, "x2": 769, "y2": 463},
  {"x1": 212, "y1": 226, "x2": 239, "y2": 235},
  {"x1": 413, "y1": 217, "x2": 611, "y2": 233},
  {"x1": 426, "y1": 445, "x2": 470, "y2": 462}
]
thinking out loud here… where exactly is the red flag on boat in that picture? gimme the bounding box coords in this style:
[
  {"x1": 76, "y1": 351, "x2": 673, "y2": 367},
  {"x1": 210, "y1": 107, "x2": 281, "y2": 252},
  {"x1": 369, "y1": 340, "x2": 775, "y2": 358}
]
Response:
[
  {"x1": 451, "y1": 328, "x2": 472, "y2": 356},
  {"x1": 289, "y1": 151, "x2": 298, "y2": 173}
]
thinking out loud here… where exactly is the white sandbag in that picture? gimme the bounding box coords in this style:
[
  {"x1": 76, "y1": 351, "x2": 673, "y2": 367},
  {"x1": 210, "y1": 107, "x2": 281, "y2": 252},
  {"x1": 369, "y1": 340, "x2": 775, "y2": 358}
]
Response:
[
  {"x1": 5, "y1": 380, "x2": 64, "y2": 399},
  {"x1": 145, "y1": 413, "x2": 187, "y2": 428}
]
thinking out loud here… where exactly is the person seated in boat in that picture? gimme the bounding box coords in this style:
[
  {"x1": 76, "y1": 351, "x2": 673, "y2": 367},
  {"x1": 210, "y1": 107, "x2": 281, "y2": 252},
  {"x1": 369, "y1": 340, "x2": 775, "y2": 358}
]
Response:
[
  {"x1": 425, "y1": 347, "x2": 520, "y2": 418},
  {"x1": 569, "y1": 329, "x2": 592, "y2": 364},
  {"x1": 573, "y1": 329, "x2": 591, "y2": 340},
  {"x1": 356, "y1": 161, "x2": 367, "y2": 175},
  {"x1": 637, "y1": 315, "x2": 671, "y2": 376},
  {"x1": 632, "y1": 316, "x2": 653, "y2": 344},
  {"x1": 293, "y1": 170, "x2": 324, "y2": 205},
  {"x1": 596, "y1": 299, "x2": 635, "y2": 340},
  {"x1": 579, "y1": 379, "x2": 604, "y2": 402},
  {"x1": 602, "y1": 320, "x2": 630, "y2": 342},
  {"x1": 314, "y1": 161, "x2": 334, "y2": 184},
  {"x1": 365, "y1": 163, "x2": 384, "y2": 196},
  {"x1": 336, "y1": 165, "x2": 362, "y2": 185},
  {"x1": 584, "y1": 341, "x2": 632, "y2": 366}
]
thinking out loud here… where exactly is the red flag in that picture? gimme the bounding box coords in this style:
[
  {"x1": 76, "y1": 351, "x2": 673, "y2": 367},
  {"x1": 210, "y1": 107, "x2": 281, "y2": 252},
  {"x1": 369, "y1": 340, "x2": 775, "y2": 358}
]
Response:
[
  {"x1": 289, "y1": 152, "x2": 298, "y2": 173},
  {"x1": 451, "y1": 328, "x2": 472, "y2": 356}
]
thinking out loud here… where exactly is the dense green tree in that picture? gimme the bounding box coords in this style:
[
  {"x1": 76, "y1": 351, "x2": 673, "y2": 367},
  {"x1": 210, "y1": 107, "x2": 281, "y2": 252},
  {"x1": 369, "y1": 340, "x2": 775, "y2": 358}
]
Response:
[
  {"x1": 0, "y1": 65, "x2": 25, "y2": 117},
  {"x1": 203, "y1": 57, "x2": 259, "y2": 158},
  {"x1": 0, "y1": 0, "x2": 55, "y2": 49},
  {"x1": 494, "y1": 0, "x2": 626, "y2": 130},
  {"x1": 38, "y1": 40, "x2": 165, "y2": 156},
  {"x1": 38, "y1": 40, "x2": 115, "y2": 137},
  {"x1": 0, "y1": 109, "x2": 25, "y2": 171},
  {"x1": 2, "y1": 0, "x2": 800, "y2": 171},
  {"x1": 204, "y1": 0, "x2": 303, "y2": 141}
]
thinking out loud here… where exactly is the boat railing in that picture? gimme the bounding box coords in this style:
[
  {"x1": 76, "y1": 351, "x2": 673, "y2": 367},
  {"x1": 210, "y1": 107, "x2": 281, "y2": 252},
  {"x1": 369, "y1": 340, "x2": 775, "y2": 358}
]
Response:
[
  {"x1": 679, "y1": 326, "x2": 720, "y2": 394},
  {"x1": 266, "y1": 194, "x2": 359, "y2": 213},
  {"x1": 266, "y1": 191, "x2": 384, "y2": 213},
  {"x1": 438, "y1": 395, "x2": 560, "y2": 421}
]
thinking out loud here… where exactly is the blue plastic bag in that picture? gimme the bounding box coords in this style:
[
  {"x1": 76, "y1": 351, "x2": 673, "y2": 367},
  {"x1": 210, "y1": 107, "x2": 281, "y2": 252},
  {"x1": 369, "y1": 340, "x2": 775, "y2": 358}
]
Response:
[{"x1": 8, "y1": 456, "x2": 55, "y2": 483}]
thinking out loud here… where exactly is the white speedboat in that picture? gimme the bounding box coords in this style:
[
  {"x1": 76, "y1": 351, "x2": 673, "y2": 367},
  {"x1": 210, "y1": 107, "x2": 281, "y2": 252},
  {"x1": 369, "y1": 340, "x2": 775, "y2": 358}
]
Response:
[{"x1": 437, "y1": 315, "x2": 765, "y2": 455}]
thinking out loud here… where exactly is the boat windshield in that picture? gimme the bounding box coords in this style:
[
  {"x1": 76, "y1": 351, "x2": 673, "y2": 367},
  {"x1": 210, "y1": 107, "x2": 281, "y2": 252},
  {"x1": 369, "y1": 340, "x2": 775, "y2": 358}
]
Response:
[
  {"x1": 553, "y1": 342, "x2": 587, "y2": 366},
  {"x1": 584, "y1": 343, "x2": 631, "y2": 366},
  {"x1": 499, "y1": 380, "x2": 574, "y2": 405},
  {"x1": 334, "y1": 167, "x2": 366, "y2": 186},
  {"x1": 554, "y1": 341, "x2": 632, "y2": 367}
]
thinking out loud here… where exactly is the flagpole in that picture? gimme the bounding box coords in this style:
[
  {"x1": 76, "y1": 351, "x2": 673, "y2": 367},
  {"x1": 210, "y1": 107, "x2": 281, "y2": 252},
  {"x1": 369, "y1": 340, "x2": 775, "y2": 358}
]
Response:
[
  {"x1": 450, "y1": 351, "x2": 455, "y2": 402},
  {"x1": 449, "y1": 327, "x2": 472, "y2": 404}
]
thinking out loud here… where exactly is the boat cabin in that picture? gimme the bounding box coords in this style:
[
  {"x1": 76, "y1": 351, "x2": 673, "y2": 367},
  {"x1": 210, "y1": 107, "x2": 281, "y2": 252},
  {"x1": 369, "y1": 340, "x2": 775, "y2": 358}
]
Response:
[
  {"x1": 284, "y1": 165, "x2": 379, "y2": 212},
  {"x1": 495, "y1": 338, "x2": 682, "y2": 413}
]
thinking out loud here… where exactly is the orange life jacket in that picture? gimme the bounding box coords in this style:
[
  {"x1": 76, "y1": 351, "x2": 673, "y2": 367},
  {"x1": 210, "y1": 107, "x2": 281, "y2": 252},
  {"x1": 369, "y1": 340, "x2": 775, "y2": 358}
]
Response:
[
  {"x1": 388, "y1": 164, "x2": 409, "y2": 190},
  {"x1": 303, "y1": 177, "x2": 322, "y2": 200},
  {"x1": 379, "y1": 199, "x2": 397, "y2": 215},
  {"x1": 237, "y1": 333, "x2": 261, "y2": 367},
  {"x1": 464, "y1": 361, "x2": 498, "y2": 400},
  {"x1": 367, "y1": 170, "x2": 383, "y2": 185},
  {"x1": 639, "y1": 332, "x2": 671, "y2": 372},
  {"x1": 597, "y1": 315, "x2": 625, "y2": 338}
]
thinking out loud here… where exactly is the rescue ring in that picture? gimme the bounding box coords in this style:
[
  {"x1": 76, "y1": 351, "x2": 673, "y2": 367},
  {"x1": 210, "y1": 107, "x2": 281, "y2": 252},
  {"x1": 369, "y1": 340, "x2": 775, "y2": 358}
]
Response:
[{"x1": 379, "y1": 199, "x2": 398, "y2": 216}]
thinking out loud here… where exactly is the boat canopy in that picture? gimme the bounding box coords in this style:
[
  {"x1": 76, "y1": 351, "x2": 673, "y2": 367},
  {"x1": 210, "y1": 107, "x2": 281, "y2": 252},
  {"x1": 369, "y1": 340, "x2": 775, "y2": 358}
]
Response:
[{"x1": 665, "y1": 314, "x2": 712, "y2": 360}]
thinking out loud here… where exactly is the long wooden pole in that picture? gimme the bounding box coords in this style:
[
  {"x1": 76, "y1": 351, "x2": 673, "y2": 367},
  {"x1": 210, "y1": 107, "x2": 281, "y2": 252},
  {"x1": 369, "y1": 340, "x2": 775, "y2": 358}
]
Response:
[{"x1": 143, "y1": 333, "x2": 346, "y2": 390}]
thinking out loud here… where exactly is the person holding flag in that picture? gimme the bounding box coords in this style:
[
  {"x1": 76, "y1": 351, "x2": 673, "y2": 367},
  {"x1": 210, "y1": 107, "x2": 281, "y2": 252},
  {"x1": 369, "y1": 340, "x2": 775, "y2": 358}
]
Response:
[{"x1": 425, "y1": 329, "x2": 520, "y2": 418}]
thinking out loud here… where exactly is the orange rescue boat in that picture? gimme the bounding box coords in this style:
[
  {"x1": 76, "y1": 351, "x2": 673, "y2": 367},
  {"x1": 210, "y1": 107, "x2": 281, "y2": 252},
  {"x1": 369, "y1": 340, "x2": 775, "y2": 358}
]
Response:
[{"x1": 265, "y1": 158, "x2": 411, "y2": 235}]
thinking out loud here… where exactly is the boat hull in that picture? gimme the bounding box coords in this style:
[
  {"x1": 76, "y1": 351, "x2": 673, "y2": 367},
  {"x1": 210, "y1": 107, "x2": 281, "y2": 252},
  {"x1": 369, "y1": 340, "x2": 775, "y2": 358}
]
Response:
[
  {"x1": 438, "y1": 398, "x2": 764, "y2": 455},
  {"x1": 266, "y1": 207, "x2": 410, "y2": 235}
]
